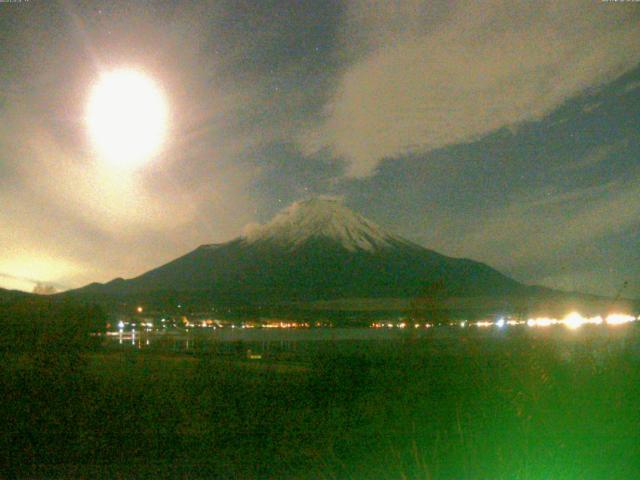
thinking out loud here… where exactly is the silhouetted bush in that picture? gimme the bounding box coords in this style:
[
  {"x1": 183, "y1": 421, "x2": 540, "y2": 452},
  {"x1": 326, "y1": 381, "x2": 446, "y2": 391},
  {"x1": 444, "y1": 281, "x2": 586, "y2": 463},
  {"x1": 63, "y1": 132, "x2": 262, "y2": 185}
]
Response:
[{"x1": 0, "y1": 299, "x2": 106, "y2": 354}]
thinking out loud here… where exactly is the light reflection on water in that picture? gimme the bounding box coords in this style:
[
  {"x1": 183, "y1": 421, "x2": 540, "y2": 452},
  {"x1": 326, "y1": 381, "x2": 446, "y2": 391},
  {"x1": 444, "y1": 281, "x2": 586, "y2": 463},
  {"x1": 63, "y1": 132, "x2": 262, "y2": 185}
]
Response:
[{"x1": 106, "y1": 323, "x2": 640, "y2": 362}]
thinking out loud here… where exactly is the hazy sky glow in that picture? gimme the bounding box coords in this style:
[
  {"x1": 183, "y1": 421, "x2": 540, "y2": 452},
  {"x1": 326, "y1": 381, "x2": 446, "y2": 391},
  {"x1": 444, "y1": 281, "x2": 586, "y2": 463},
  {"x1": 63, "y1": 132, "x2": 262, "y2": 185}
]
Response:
[{"x1": 1, "y1": 0, "x2": 639, "y2": 297}]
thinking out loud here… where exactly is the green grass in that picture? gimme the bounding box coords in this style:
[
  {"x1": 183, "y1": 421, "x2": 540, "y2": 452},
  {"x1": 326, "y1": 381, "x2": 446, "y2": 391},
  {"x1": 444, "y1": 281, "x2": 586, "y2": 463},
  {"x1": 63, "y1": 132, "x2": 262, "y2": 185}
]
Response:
[{"x1": 2, "y1": 332, "x2": 640, "y2": 479}]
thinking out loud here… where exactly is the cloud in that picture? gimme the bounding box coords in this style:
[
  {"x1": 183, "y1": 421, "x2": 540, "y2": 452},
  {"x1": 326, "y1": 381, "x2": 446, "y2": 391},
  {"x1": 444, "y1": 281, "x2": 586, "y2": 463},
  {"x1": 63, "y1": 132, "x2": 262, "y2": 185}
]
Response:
[
  {"x1": 452, "y1": 180, "x2": 640, "y2": 270},
  {"x1": 304, "y1": 0, "x2": 640, "y2": 176},
  {"x1": 33, "y1": 283, "x2": 58, "y2": 295},
  {"x1": 0, "y1": 274, "x2": 38, "y2": 293},
  {"x1": 582, "y1": 102, "x2": 602, "y2": 114},
  {"x1": 556, "y1": 139, "x2": 629, "y2": 172},
  {"x1": 621, "y1": 80, "x2": 640, "y2": 94},
  {"x1": 0, "y1": 253, "x2": 81, "y2": 292},
  {"x1": 241, "y1": 222, "x2": 262, "y2": 238}
]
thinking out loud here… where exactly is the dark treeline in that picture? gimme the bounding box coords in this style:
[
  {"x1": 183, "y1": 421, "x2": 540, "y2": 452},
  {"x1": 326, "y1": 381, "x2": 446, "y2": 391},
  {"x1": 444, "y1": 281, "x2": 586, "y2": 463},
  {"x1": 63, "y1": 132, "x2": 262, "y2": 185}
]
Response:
[
  {"x1": 1, "y1": 299, "x2": 640, "y2": 479},
  {"x1": 0, "y1": 299, "x2": 106, "y2": 353}
]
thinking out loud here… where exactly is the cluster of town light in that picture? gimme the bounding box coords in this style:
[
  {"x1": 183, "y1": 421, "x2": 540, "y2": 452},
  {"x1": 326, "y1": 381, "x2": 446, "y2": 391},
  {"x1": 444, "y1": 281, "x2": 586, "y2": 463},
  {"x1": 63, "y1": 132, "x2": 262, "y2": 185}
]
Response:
[
  {"x1": 264, "y1": 321, "x2": 311, "y2": 328},
  {"x1": 525, "y1": 312, "x2": 637, "y2": 329},
  {"x1": 371, "y1": 322, "x2": 433, "y2": 329},
  {"x1": 111, "y1": 317, "x2": 326, "y2": 333},
  {"x1": 371, "y1": 312, "x2": 637, "y2": 330}
]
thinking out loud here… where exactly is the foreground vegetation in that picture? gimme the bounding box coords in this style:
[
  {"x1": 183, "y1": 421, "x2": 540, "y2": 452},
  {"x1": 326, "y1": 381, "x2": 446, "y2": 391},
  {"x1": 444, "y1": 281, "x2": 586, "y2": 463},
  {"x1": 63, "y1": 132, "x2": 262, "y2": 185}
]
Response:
[{"x1": 1, "y1": 301, "x2": 639, "y2": 479}]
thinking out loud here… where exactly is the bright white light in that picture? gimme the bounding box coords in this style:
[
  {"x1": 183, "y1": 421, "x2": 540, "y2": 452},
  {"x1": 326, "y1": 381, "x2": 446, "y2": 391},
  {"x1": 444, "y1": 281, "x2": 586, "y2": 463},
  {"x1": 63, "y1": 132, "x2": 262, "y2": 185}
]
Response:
[
  {"x1": 527, "y1": 317, "x2": 557, "y2": 328},
  {"x1": 606, "y1": 313, "x2": 635, "y2": 326},
  {"x1": 496, "y1": 318, "x2": 505, "y2": 328},
  {"x1": 525, "y1": 313, "x2": 611, "y2": 329},
  {"x1": 86, "y1": 69, "x2": 167, "y2": 169},
  {"x1": 563, "y1": 312, "x2": 585, "y2": 330},
  {"x1": 561, "y1": 312, "x2": 604, "y2": 329},
  {"x1": 590, "y1": 316, "x2": 604, "y2": 326}
]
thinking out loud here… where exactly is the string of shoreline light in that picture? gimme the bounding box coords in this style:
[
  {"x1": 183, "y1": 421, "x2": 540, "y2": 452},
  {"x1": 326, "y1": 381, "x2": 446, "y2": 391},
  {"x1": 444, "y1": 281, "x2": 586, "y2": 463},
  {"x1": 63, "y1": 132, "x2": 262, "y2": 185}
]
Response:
[
  {"x1": 113, "y1": 310, "x2": 637, "y2": 332},
  {"x1": 371, "y1": 312, "x2": 638, "y2": 330}
]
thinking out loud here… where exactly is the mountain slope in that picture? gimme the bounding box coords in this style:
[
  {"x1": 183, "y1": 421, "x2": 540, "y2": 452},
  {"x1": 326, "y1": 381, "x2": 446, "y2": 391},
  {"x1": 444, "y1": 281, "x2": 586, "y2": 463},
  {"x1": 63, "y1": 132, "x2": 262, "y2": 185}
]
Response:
[{"x1": 69, "y1": 198, "x2": 526, "y2": 304}]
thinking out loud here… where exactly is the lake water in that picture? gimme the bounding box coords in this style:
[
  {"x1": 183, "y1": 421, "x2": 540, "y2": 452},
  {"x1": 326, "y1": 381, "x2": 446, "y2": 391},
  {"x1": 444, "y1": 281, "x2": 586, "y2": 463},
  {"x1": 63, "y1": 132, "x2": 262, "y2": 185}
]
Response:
[{"x1": 105, "y1": 323, "x2": 640, "y2": 360}]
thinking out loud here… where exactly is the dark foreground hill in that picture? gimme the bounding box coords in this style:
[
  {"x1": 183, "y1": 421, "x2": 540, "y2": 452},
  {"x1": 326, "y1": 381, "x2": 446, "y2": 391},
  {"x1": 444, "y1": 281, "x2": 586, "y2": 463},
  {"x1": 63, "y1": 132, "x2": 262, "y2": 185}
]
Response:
[{"x1": 0, "y1": 287, "x2": 32, "y2": 304}]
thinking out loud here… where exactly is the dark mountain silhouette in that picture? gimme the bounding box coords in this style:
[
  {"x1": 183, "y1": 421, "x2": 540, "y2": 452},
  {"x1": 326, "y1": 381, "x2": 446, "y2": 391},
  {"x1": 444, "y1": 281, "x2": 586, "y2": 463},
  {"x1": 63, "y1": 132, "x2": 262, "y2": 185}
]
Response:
[
  {"x1": 67, "y1": 198, "x2": 533, "y2": 303},
  {"x1": 63, "y1": 198, "x2": 636, "y2": 317}
]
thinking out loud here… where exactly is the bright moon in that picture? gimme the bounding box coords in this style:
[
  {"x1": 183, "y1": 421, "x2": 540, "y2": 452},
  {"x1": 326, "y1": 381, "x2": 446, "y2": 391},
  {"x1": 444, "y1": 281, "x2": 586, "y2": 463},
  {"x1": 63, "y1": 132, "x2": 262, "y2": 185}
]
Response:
[{"x1": 87, "y1": 69, "x2": 167, "y2": 169}]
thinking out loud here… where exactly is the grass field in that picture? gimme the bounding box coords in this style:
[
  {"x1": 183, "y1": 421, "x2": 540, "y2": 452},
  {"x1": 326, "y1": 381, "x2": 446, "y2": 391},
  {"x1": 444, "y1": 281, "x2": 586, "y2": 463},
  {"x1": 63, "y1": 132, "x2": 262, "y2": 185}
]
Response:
[{"x1": 2, "y1": 328, "x2": 640, "y2": 479}]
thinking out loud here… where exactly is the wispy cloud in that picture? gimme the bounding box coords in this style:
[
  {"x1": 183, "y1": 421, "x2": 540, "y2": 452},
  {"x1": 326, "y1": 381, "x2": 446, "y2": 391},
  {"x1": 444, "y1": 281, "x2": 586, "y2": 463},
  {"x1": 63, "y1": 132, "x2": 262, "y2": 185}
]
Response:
[
  {"x1": 556, "y1": 139, "x2": 629, "y2": 172},
  {"x1": 621, "y1": 80, "x2": 640, "y2": 94},
  {"x1": 453, "y1": 180, "x2": 640, "y2": 270},
  {"x1": 0, "y1": 273, "x2": 63, "y2": 294},
  {"x1": 304, "y1": 0, "x2": 640, "y2": 176}
]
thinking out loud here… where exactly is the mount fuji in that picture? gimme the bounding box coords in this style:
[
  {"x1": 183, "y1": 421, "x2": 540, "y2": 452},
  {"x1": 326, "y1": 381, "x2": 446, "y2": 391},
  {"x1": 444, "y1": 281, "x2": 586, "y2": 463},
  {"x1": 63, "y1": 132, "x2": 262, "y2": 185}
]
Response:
[{"x1": 70, "y1": 197, "x2": 537, "y2": 309}]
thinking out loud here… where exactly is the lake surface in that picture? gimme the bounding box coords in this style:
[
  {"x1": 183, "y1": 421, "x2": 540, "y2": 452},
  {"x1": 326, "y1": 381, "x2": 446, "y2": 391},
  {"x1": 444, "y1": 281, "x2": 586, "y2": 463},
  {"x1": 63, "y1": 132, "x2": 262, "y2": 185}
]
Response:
[{"x1": 105, "y1": 323, "x2": 640, "y2": 360}]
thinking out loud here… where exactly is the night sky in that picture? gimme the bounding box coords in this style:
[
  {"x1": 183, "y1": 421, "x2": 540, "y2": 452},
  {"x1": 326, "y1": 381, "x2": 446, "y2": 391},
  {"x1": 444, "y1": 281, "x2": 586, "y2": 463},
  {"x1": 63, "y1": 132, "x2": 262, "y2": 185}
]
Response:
[{"x1": 1, "y1": 0, "x2": 639, "y2": 297}]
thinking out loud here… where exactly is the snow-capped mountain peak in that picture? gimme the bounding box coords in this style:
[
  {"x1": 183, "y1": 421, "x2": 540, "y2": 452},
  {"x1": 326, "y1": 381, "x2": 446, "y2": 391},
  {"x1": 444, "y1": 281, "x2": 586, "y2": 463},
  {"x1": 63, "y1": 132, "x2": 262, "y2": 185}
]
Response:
[{"x1": 241, "y1": 197, "x2": 400, "y2": 252}]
